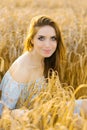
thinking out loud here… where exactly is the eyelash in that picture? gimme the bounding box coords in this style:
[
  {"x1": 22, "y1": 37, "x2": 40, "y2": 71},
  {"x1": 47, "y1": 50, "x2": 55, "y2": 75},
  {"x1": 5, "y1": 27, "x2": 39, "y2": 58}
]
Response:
[
  {"x1": 51, "y1": 37, "x2": 57, "y2": 41},
  {"x1": 38, "y1": 36, "x2": 57, "y2": 41},
  {"x1": 38, "y1": 36, "x2": 44, "y2": 41}
]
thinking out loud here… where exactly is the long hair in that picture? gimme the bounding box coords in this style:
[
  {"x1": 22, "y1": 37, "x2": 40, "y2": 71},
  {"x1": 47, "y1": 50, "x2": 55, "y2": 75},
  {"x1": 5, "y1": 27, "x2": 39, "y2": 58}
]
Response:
[{"x1": 24, "y1": 15, "x2": 66, "y2": 79}]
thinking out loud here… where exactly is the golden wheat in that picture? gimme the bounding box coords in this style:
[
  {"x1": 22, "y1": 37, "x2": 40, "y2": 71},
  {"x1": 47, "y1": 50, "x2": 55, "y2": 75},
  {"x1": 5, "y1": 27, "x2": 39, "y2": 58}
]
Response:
[{"x1": 0, "y1": 0, "x2": 87, "y2": 129}]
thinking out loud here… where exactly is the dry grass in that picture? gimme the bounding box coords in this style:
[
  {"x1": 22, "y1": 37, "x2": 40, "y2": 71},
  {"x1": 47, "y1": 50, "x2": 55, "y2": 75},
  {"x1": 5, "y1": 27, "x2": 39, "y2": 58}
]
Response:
[
  {"x1": 0, "y1": 0, "x2": 87, "y2": 89},
  {"x1": 0, "y1": 0, "x2": 87, "y2": 129},
  {"x1": 0, "y1": 70, "x2": 87, "y2": 130}
]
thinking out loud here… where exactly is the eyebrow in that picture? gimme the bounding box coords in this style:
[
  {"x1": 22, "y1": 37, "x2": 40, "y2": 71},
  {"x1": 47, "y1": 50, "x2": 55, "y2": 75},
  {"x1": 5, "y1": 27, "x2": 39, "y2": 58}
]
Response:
[
  {"x1": 51, "y1": 36, "x2": 57, "y2": 37},
  {"x1": 38, "y1": 35, "x2": 56, "y2": 37}
]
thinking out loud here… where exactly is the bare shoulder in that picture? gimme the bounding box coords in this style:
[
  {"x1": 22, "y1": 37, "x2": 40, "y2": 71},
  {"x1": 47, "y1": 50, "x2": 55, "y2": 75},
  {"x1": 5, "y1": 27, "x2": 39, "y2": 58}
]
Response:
[
  {"x1": 9, "y1": 51, "x2": 30, "y2": 83},
  {"x1": 9, "y1": 51, "x2": 29, "y2": 71}
]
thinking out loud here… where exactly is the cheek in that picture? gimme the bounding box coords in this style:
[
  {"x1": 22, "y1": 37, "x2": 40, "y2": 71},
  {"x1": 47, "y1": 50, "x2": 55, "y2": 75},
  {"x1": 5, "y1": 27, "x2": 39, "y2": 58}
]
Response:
[
  {"x1": 34, "y1": 42, "x2": 42, "y2": 48},
  {"x1": 52, "y1": 43, "x2": 57, "y2": 49},
  {"x1": 37, "y1": 43, "x2": 44, "y2": 48}
]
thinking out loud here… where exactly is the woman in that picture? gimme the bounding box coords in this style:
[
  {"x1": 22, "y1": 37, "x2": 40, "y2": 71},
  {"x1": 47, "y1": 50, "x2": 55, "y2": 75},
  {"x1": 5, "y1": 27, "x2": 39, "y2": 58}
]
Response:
[{"x1": 0, "y1": 15, "x2": 86, "y2": 116}]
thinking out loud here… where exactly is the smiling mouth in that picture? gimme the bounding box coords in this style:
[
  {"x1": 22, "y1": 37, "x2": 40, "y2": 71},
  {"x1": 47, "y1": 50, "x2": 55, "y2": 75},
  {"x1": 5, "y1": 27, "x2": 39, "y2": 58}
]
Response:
[{"x1": 43, "y1": 49, "x2": 51, "y2": 54}]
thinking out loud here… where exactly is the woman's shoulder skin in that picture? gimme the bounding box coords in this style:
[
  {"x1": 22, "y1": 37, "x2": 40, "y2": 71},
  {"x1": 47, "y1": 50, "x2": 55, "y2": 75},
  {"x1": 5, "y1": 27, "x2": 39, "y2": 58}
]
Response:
[{"x1": 9, "y1": 51, "x2": 30, "y2": 83}]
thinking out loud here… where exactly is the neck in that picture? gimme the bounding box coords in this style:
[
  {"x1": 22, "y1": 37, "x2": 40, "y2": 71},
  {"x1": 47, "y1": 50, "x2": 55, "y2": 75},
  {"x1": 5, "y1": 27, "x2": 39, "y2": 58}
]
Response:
[{"x1": 27, "y1": 51, "x2": 44, "y2": 67}]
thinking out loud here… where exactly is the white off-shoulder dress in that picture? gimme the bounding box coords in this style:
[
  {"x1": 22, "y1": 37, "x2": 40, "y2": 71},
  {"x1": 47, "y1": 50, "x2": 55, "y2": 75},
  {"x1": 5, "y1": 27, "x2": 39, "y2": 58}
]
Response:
[
  {"x1": 0, "y1": 71, "x2": 83, "y2": 115},
  {"x1": 0, "y1": 71, "x2": 43, "y2": 115}
]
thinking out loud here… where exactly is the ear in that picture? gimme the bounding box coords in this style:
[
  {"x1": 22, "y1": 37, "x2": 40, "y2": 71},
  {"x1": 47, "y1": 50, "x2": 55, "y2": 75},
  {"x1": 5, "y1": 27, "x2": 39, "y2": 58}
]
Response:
[{"x1": 31, "y1": 39, "x2": 34, "y2": 45}]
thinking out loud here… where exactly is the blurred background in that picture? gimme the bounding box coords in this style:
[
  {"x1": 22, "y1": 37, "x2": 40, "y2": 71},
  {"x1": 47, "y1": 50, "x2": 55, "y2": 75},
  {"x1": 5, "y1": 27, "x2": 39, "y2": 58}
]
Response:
[{"x1": 0, "y1": 0, "x2": 87, "y2": 97}]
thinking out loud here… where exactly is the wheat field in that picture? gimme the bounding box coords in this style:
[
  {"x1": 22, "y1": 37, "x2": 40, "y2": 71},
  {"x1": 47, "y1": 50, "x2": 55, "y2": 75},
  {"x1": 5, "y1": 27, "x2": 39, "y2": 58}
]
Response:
[{"x1": 0, "y1": 0, "x2": 87, "y2": 129}]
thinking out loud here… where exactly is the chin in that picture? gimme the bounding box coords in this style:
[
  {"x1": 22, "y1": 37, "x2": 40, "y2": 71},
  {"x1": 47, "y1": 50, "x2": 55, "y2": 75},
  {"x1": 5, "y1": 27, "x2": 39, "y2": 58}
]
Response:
[{"x1": 43, "y1": 54, "x2": 53, "y2": 58}]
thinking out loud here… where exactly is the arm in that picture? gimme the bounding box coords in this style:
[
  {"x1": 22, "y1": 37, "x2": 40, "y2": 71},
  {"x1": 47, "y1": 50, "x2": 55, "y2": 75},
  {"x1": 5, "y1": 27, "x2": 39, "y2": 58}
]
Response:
[
  {"x1": 0, "y1": 56, "x2": 28, "y2": 115},
  {"x1": 74, "y1": 99, "x2": 87, "y2": 118},
  {"x1": 81, "y1": 99, "x2": 87, "y2": 118}
]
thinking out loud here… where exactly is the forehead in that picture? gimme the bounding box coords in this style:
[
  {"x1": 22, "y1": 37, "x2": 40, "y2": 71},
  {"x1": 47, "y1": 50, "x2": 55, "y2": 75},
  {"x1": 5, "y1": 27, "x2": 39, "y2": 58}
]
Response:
[{"x1": 36, "y1": 25, "x2": 56, "y2": 36}]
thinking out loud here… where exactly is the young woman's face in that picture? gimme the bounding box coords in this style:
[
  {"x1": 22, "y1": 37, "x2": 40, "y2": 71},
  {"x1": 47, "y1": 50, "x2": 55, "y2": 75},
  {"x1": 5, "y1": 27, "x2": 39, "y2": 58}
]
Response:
[{"x1": 32, "y1": 25, "x2": 57, "y2": 58}]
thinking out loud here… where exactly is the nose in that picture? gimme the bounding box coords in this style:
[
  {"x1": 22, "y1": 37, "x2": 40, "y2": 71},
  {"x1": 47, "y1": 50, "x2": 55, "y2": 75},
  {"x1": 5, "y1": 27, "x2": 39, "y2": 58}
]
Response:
[{"x1": 44, "y1": 39, "x2": 50, "y2": 47}]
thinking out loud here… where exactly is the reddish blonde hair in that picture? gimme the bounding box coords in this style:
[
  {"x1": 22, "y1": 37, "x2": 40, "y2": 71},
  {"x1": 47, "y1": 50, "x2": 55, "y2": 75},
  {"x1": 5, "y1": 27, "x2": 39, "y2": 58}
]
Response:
[{"x1": 24, "y1": 15, "x2": 66, "y2": 78}]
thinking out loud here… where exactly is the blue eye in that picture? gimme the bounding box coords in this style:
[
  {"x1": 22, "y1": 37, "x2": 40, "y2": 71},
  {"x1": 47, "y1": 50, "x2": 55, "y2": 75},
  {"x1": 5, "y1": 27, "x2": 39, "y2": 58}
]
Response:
[
  {"x1": 38, "y1": 36, "x2": 45, "y2": 41},
  {"x1": 51, "y1": 36, "x2": 57, "y2": 41}
]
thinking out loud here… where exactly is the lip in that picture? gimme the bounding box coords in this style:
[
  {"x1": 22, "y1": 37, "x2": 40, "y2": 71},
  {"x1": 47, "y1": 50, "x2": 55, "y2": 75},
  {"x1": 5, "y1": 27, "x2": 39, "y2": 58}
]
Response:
[{"x1": 43, "y1": 49, "x2": 51, "y2": 54}]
